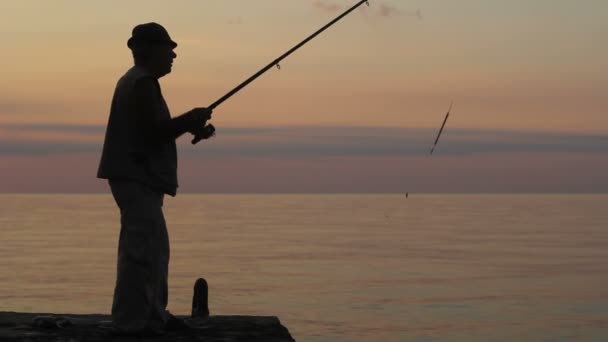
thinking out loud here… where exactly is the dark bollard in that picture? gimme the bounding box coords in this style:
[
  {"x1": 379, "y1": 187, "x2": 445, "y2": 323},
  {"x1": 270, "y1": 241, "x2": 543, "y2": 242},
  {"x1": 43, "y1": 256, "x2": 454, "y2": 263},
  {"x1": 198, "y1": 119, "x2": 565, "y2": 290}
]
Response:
[{"x1": 191, "y1": 278, "x2": 210, "y2": 318}]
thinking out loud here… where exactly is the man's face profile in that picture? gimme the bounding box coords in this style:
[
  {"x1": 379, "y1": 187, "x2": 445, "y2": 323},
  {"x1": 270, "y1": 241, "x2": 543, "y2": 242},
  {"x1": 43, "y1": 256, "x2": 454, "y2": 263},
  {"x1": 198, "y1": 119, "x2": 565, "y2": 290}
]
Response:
[{"x1": 147, "y1": 43, "x2": 177, "y2": 78}]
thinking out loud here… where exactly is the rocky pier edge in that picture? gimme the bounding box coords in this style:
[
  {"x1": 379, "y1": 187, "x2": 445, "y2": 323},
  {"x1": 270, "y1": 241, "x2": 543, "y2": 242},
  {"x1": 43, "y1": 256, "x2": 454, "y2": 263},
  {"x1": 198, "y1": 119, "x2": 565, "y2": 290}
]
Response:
[{"x1": 0, "y1": 278, "x2": 295, "y2": 341}]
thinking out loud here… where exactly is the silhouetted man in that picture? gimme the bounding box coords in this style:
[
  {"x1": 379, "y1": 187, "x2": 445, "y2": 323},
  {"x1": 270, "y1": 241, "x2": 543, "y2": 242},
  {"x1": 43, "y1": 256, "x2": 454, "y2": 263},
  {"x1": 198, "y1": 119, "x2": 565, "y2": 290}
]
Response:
[{"x1": 97, "y1": 22, "x2": 212, "y2": 336}]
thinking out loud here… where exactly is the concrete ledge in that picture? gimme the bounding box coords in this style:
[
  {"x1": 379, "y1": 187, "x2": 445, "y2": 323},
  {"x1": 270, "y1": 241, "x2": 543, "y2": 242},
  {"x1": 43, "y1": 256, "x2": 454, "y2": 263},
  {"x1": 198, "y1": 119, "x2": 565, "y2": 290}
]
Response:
[{"x1": 0, "y1": 311, "x2": 295, "y2": 341}]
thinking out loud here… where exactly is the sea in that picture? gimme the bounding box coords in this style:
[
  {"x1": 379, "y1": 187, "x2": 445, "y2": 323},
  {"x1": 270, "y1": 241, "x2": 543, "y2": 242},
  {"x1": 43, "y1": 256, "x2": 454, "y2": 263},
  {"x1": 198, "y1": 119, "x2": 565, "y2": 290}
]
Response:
[{"x1": 1, "y1": 194, "x2": 607, "y2": 341}]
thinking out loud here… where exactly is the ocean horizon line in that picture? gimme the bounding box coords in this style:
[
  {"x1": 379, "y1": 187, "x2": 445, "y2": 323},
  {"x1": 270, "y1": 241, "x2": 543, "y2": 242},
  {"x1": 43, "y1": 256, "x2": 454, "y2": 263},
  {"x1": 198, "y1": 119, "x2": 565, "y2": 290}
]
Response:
[{"x1": 1, "y1": 192, "x2": 606, "y2": 196}]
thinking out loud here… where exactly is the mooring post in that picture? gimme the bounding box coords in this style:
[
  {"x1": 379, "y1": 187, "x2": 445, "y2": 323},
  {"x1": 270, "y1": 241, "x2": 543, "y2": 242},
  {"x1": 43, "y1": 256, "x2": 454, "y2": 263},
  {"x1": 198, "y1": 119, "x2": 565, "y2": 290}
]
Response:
[{"x1": 191, "y1": 277, "x2": 210, "y2": 318}]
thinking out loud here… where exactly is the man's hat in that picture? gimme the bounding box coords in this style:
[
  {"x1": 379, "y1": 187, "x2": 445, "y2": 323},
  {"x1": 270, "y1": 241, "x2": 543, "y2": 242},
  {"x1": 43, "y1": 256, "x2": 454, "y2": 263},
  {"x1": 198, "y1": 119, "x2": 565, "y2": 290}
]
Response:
[{"x1": 127, "y1": 22, "x2": 177, "y2": 49}]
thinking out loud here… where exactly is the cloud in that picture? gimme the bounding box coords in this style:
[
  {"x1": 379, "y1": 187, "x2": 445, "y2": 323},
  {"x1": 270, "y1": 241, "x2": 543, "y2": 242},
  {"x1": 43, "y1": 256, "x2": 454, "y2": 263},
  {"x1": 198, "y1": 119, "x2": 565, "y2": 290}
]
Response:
[
  {"x1": 3, "y1": 123, "x2": 105, "y2": 135},
  {"x1": 0, "y1": 100, "x2": 69, "y2": 115},
  {"x1": 378, "y1": 4, "x2": 402, "y2": 17},
  {"x1": 0, "y1": 141, "x2": 99, "y2": 155},
  {"x1": 311, "y1": 1, "x2": 422, "y2": 20},
  {"x1": 0, "y1": 123, "x2": 104, "y2": 155},
  {"x1": 312, "y1": 0, "x2": 341, "y2": 13},
  {"x1": 226, "y1": 16, "x2": 243, "y2": 25},
  {"x1": 184, "y1": 127, "x2": 608, "y2": 159},
  {"x1": 2, "y1": 124, "x2": 608, "y2": 193},
  {"x1": 1, "y1": 123, "x2": 607, "y2": 158}
]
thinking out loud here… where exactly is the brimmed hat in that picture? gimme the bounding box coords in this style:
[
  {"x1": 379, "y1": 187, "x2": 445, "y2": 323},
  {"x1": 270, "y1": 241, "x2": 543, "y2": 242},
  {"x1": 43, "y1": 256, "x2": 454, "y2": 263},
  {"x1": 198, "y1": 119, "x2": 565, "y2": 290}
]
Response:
[{"x1": 127, "y1": 22, "x2": 177, "y2": 49}]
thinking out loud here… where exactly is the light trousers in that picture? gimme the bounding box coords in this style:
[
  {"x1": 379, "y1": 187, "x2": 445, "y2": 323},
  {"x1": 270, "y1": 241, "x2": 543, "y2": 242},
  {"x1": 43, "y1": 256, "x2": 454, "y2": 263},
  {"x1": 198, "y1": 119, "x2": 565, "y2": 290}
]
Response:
[{"x1": 109, "y1": 180, "x2": 169, "y2": 332}]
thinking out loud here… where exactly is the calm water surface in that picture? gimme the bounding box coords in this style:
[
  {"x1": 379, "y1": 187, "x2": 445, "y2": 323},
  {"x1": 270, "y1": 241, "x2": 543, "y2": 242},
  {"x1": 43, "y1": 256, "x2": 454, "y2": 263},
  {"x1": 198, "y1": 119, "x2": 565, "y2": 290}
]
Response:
[{"x1": 1, "y1": 194, "x2": 607, "y2": 341}]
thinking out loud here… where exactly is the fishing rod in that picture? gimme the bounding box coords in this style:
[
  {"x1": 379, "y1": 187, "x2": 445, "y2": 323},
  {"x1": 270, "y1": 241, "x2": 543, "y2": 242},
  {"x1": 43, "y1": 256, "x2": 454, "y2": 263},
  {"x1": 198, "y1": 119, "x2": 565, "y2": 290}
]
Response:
[
  {"x1": 430, "y1": 101, "x2": 453, "y2": 154},
  {"x1": 192, "y1": 0, "x2": 371, "y2": 144}
]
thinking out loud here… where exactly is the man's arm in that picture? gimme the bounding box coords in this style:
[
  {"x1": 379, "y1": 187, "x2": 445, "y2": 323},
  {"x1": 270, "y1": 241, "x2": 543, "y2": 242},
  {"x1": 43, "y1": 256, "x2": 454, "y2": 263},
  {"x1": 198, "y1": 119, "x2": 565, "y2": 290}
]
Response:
[{"x1": 133, "y1": 77, "x2": 211, "y2": 142}]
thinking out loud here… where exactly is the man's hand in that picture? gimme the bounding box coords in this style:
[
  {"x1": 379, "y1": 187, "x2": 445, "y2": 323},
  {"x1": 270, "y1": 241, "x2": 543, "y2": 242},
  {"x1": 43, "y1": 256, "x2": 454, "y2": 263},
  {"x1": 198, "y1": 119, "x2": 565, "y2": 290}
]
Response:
[
  {"x1": 191, "y1": 124, "x2": 216, "y2": 145},
  {"x1": 184, "y1": 107, "x2": 214, "y2": 144},
  {"x1": 186, "y1": 107, "x2": 215, "y2": 144},
  {"x1": 186, "y1": 107, "x2": 213, "y2": 132}
]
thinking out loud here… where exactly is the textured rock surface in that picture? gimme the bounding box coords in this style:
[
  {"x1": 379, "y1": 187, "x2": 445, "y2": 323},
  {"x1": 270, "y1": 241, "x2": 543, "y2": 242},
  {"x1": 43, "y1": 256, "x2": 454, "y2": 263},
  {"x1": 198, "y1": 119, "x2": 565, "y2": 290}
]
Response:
[{"x1": 0, "y1": 311, "x2": 295, "y2": 341}]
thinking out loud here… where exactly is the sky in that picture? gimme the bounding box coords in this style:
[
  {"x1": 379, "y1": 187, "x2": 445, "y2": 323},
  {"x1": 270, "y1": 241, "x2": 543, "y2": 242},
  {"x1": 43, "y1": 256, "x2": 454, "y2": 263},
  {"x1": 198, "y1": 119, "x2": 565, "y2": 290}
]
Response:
[{"x1": 1, "y1": 0, "x2": 607, "y2": 193}]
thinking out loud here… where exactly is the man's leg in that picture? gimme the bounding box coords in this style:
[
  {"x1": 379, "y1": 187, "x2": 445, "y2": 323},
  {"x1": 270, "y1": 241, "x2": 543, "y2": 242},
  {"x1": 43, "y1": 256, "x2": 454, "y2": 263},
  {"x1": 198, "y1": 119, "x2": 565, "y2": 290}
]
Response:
[
  {"x1": 109, "y1": 180, "x2": 168, "y2": 333},
  {"x1": 149, "y1": 206, "x2": 171, "y2": 327}
]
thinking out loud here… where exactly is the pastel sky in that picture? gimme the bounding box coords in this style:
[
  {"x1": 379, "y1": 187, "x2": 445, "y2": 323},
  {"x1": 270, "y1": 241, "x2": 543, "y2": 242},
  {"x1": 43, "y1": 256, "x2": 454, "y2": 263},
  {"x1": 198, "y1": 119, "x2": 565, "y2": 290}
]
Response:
[{"x1": 1, "y1": 0, "x2": 607, "y2": 193}]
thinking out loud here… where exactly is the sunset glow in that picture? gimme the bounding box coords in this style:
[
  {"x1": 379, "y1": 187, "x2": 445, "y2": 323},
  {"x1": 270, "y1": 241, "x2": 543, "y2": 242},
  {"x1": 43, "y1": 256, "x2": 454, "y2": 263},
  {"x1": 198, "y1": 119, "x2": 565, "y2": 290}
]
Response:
[{"x1": 1, "y1": 0, "x2": 607, "y2": 192}]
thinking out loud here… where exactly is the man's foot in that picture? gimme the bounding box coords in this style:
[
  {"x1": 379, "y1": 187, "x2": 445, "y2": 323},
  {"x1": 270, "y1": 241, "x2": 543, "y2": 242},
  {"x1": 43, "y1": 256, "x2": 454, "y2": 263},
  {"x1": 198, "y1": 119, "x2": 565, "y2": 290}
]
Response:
[{"x1": 165, "y1": 314, "x2": 192, "y2": 332}]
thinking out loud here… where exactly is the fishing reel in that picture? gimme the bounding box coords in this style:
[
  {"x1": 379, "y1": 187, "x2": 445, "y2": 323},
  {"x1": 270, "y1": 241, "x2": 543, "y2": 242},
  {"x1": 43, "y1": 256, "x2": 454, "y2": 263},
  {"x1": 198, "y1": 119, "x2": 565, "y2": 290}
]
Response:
[{"x1": 191, "y1": 124, "x2": 215, "y2": 145}]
